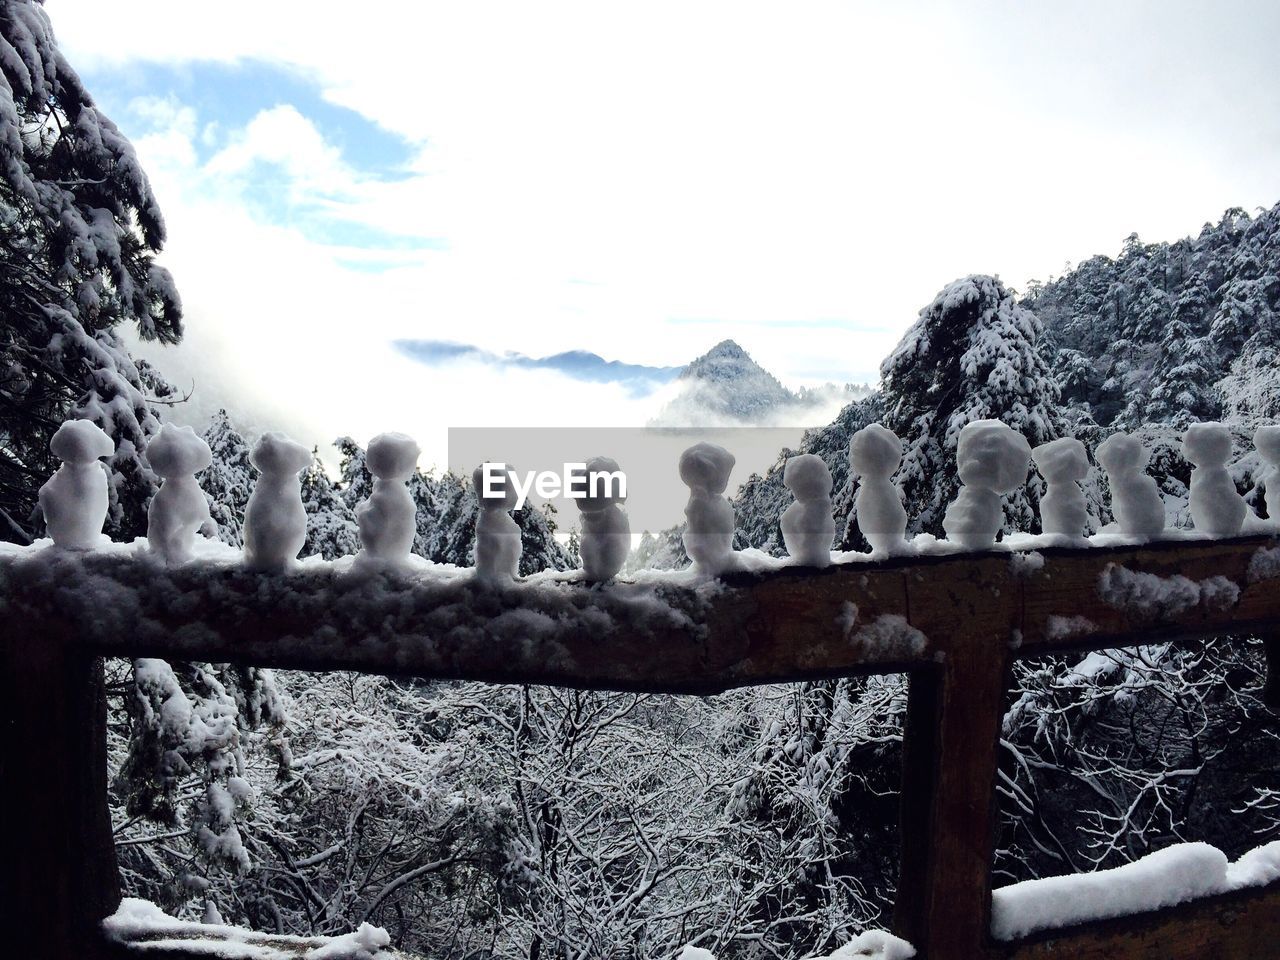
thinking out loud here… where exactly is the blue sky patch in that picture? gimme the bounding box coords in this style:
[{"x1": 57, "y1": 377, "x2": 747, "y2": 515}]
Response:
[{"x1": 86, "y1": 59, "x2": 419, "y2": 176}]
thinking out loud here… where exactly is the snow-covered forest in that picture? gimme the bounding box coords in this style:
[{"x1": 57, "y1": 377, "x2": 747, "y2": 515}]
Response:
[{"x1": 2, "y1": 1, "x2": 1279, "y2": 957}]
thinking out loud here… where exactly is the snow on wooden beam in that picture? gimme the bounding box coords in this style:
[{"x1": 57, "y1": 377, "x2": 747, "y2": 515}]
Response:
[
  {"x1": 1, "y1": 535, "x2": 1278, "y2": 693},
  {"x1": 994, "y1": 880, "x2": 1280, "y2": 960}
]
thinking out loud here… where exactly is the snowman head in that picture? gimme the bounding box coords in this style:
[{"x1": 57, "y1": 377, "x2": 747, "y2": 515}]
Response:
[
  {"x1": 573, "y1": 456, "x2": 626, "y2": 513},
  {"x1": 473, "y1": 463, "x2": 519, "y2": 511},
  {"x1": 366, "y1": 432, "x2": 421, "y2": 481},
  {"x1": 1095, "y1": 432, "x2": 1150, "y2": 475},
  {"x1": 49, "y1": 418, "x2": 114, "y2": 465},
  {"x1": 1182, "y1": 422, "x2": 1232, "y2": 468},
  {"x1": 145, "y1": 423, "x2": 212, "y2": 478},
  {"x1": 1255, "y1": 425, "x2": 1280, "y2": 465},
  {"x1": 678, "y1": 442, "x2": 735, "y2": 496},
  {"x1": 849, "y1": 423, "x2": 902, "y2": 479},
  {"x1": 1032, "y1": 437, "x2": 1090, "y2": 485},
  {"x1": 955, "y1": 420, "x2": 1031, "y2": 494},
  {"x1": 783, "y1": 454, "x2": 832, "y2": 501},
  {"x1": 251, "y1": 432, "x2": 311, "y2": 477}
]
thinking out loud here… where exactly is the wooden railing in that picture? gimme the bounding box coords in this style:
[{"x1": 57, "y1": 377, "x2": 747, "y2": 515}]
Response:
[{"x1": 1, "y1": 534, "x2": 1279, "y2": 959}]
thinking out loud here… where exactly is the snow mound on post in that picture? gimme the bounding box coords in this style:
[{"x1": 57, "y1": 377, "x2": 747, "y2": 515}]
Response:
[
  {"x1": 823, "y1": 929, "x2": 917, "y2": 958},
  {"x1": 991, "y1": 840, "x2": 1280, "y2": 940},
  {"x1": 1225, "y1": 841, "x2": 1280, "y2": 888},
  {"x1": 992, "y1": 843, "x2": 1228, "y2": 940},
  {"x1": 306, "y1": 922, "x2": 391, "y2": 959}
]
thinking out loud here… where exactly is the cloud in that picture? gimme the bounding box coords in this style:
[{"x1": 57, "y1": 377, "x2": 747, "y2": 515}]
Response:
[
  {"x1": 39, "y1": 0, "x2": 1280, "y2": 468},
  {"x1": 110, "y1": 89, "x2": 687, "y2": 469},
  {"x1": 393, "y1": 341, "x2": 680, "y2": 396}
]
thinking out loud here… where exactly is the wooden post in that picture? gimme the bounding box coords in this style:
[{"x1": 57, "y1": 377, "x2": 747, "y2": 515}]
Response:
[
  {"x1": 0, "y1": 630, "x2": 120, "y2": 958},
  {"x1": 895, "y1": 640, "x2": 1010, "y2": 959}
]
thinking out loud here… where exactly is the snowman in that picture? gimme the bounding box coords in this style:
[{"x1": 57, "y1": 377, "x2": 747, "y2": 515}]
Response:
[
  {"x1": 780, "y1": 453, "x2": 835, "y2": 567},
  {"x1": 356, "y1": 432, "x2": 421, "y2": 566},
  {"x1": 145, "y1": 423, "x2": 213, "y2": 565},
  {"x1": 243, "y1": 433, "x2": 312, "y2": 572},
  {"x1": 849, "y1": 423, "x2": 908, "y2": 554},
  {"x1": 942, "y1": 420, "x2": 1031, "y2": 549},
  {"x1": 1095, "y1": 432, "x2": 1166, "y2": 540},
  {"x1": 1031, "y1": 437, "x2": 1090, "y2": 540},
  {"x1": 473, "y1": 463, "x2": 522, "y2": 580},
  {"x1": 38, "y1": 418, "x2": 115, "y2": 550},
  {"x1": 679, "y1": 441, "x2": 741, "y2": 576},
  {"x1": 1182, "y1": 422, "x2": 1246, "y2": 537},
  {"x1": 573, "y1": 456, "x2": 630, "y2": 582}
]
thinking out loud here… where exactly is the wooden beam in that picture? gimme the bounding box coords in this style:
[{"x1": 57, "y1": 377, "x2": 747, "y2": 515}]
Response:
[{"x1": 1, "y1": 536, "x2": 1277, "y2": 692}]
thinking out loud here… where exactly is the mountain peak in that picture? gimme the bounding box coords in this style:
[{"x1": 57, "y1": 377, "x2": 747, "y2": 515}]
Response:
[
  {"x1": 700, "y1": 339, "x2": 749, "y2": 361},
  {"x1": 681, "y1": 340, "x2": 768, "y2": 382}
]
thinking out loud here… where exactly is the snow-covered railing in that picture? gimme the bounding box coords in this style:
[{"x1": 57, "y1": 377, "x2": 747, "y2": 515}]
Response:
[
  {"x1": 2, "y1": 533, "x2": 1279, "y2": 959},
  {"x1": 3, "y1": 416, "x2": 1280, "y2": 959}
]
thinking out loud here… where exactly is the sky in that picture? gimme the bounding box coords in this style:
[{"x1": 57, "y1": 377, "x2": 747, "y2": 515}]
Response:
[{"x1": 43, "y1": 0, "x2": 1280, "y2": 469}]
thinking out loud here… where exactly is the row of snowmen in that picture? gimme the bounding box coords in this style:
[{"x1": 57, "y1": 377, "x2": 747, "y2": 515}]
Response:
[{"x1": 36, "y1": 417, "x2": 1280, "y2": 583}]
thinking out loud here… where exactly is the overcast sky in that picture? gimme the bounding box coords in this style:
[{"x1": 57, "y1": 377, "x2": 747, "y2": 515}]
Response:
[{"x1": 44, "y1": 0, "x2": 1280, "y2": 467}]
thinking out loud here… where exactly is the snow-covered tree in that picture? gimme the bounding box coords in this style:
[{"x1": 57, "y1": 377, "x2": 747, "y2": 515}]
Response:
[
  {"x1": 1032, "y1": 203, "x2": 1280, "y2": 431},
  {"x1": 300, "y1": 453, "x2": 359, "y2": 560},
  {"x1": 200, "y1": 410, "x2": 253, "y2": 546},
  {"x1": 727, "y1": 677, "x2": 905, "y2": 948},
  {"x1": 880, "y1": 275, "x2": 1062, "y2": 537},
  {"x1": 114, "y1": 659, "x2": 284, "y2": 883},
  {"x1": 998, "y1": 639, "x2": 1278, "y2": 885},
  {"x1": 0, "y1": 0, "x2": 181, "y2": 543}
]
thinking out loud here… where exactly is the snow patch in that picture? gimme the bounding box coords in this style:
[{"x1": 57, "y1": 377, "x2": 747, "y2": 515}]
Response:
[
  {"x1": 837, "y1": 600, "x2": 859, "y2": 638},
  {"x1": 1097, "y1": 564, "x2": 1240, "y2": 619},
  {"x1": 103, "y1": 898, "x2": 394, "y2": 958},
  {"x1": 306, "y1": 923, "x2": 391, "y2": 959},
  {"x1": 1248, "y1": 546, "x2": 1280, "y2": 583},
  {"x1": 1009, "y1": 551, "x2": 1044, "y2": 577},
  {"x1": 849, "y1": 614, "x2": 926, "y2": 658},
  {"x1": 1045, "y1": 615, "x2": 1096, "y2": 642},
  {"x1": 679, "y1": 929, "x2": 914, "y2": 960}
]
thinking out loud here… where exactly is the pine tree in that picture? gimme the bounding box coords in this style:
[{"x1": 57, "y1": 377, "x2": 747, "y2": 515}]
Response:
[
  {"x1": 1032, "y1": 203, "x2": 1280, "y2": 430},
  {"x1": 200, "y1": 410, "x2": 253, "y2": 546},
  {"x1": 880, "y1": 275, "x2": 1062, "y2": 537},
  {"x1": 300, "y1": 453, "x2": 359, "y2": 560},
  {"x1": 335, "y1": 435, "x2": 372, "y2": 509},
  {"x1": 0, "y1": 0, "x2": 182, "y2": 542}
]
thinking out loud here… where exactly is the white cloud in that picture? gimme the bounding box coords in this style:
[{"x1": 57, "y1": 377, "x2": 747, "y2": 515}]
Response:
[{"x1": 44, "y1": 0, "x2": 1280, "y2": 467}]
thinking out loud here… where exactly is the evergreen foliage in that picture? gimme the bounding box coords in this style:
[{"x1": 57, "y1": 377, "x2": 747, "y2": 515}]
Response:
[
  {"x1": 879, "y1": 275, "x2": 1062, "y2": 537},
  {"x1": 0, "y1": 0, "x2": 181, "y2": 543}
]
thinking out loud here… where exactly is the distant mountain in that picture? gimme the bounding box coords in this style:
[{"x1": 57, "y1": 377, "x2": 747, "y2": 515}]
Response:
[
  {"x1": 650, "y1": 339, "x2": 869, "y2": 427},
  {"x1": 394, "y1": 340, "x2": 681, "y2": 396}
]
